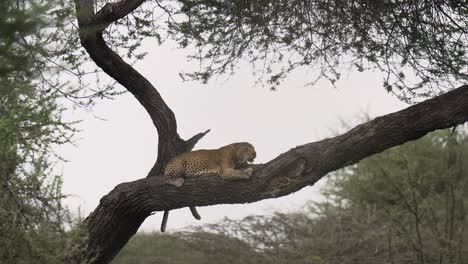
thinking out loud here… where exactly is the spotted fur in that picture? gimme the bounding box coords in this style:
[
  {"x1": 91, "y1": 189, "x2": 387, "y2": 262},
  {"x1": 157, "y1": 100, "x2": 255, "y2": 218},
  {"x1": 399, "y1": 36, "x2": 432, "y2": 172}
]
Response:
[{"x1": 163, "y1": 142, "x2": 256, "y2": 187}]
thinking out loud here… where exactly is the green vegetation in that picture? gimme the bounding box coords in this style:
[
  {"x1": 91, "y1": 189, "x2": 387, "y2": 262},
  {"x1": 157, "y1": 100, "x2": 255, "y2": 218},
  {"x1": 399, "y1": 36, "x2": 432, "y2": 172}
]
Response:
[
  {"x1": 113, "y1": 232, "x2": 266, "y2": 264},
  {"x1": 326, "y1": 129, "x2": 468, "y2": 263},
  {"x1": 0, "y1": 0, "x2": 76, "y2": 262}
]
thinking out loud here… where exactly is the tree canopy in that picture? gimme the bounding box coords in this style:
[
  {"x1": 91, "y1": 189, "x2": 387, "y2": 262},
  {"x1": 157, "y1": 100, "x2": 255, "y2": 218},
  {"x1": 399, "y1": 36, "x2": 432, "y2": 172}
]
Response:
[
  {"x1": 70, "y1": 0, "x2": 468, "y2": 101},
  {"x1": 164, "y1": 0, "x2": 467, "y2": 101}
]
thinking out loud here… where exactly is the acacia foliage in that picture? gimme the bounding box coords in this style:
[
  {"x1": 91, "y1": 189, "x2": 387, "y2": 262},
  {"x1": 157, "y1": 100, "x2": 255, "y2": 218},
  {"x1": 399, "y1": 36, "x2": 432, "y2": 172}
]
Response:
[
  {"x1": 2, "y1": 0, "x2": 130, "y2": 108},
  {"x1": 161, "y1": 0, "x2": 468, "y2": 101},
  {"x1": 68, "y1": 1, "x2": 467, "y2": 101},
  {"x1": 0, "y1": 1, "x2": 76, "y2": 262}
]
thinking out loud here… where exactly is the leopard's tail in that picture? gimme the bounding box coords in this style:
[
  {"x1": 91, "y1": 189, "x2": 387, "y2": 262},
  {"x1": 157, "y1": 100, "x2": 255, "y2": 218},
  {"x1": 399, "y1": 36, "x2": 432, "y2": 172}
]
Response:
[
  {"x1": 190, "y1": 206, "x2": 201, "y2": 220},
  {"x1": 160, "y1": 207, "x2": 201, "y2": 232},
  {"x1": 160, "y1": 210, "x2": 170, "y2": 232}
]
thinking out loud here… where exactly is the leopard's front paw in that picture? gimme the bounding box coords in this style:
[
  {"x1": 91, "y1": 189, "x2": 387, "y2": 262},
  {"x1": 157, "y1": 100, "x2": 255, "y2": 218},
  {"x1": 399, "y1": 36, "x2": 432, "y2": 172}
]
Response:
[
  {"x1": 164, "y1": 177, "x2": 185, "y2": 187},
  {"x1": 243, "y1": 167, "x2": 254, "y2": 177}
]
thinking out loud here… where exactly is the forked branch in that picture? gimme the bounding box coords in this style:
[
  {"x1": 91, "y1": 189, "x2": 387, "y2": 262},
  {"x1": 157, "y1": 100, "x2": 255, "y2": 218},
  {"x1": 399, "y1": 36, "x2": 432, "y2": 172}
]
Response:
[{"x1": 92, "y1": 0, "x2": 147, "y2": 31}]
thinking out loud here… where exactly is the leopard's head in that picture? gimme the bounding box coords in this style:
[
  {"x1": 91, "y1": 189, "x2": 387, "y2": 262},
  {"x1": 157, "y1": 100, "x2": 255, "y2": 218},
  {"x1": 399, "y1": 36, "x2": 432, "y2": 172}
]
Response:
[{"x1": 233, "y1": 142, "x2": 256, "y2": 166}]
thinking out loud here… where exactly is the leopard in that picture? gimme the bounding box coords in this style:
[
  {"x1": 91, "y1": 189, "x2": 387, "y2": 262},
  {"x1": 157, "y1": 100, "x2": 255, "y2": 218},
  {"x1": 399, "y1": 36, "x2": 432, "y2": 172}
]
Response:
[
  {"x1": 163, "y1": 142, "x2": 256, "y2": 187},
  {"x1": 160, "y1": 142, "x2": 256, "y2": 232}
]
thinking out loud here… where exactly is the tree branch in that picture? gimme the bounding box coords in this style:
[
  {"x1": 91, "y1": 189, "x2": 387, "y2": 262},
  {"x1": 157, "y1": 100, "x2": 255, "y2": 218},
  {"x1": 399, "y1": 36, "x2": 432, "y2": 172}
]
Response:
[
  {"x1": 90, "y1": 0, "x2": 148, "y2": 31},
  {"x1": 75, "y1": 0, "x2": 176, "y2": 138},
  {"x1": 73, "y1": 84, "x2": 468, "y2": 263},
  {"x1": 74, "y1": 0, "x2": 202, "y2": 176}
]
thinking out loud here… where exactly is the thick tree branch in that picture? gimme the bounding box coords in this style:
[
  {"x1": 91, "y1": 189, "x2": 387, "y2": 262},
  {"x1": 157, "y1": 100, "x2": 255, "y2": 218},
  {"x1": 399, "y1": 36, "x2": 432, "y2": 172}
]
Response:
[
  {"x1": 74, "y1": 0, "x2": 203, "y2": 176},
  {"x1": 75, "y1": 0, "x2": 176, "y2": 138},
  {"x1": 74, "y1": 84, "x2": 468, "y2": 263}
]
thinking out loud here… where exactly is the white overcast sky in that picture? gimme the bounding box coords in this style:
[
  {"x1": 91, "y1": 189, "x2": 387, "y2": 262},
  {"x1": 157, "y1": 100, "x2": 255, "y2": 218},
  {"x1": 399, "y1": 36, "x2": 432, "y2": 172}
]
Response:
[{"x1": 56, "y1": 39, "x2": 408, "y2": 232}]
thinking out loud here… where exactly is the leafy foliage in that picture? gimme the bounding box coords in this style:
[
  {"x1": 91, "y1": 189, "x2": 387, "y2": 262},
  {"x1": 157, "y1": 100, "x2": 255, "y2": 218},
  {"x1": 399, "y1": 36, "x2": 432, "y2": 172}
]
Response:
[
  {"x1": 112, "y1": 232, "x2": 267, "y2": 264},
  {"x1": 1, "y1": 0, "x2": 133, "y2": 108},
  {"x1": 163, "y1": 0, "x2": 467, "y2": 101},
  {"x1": 0, "y1": 78, "x2": 70, "y2": 264},
  {"x1": 326, "y1": 129, "x2": 468, "y2": 263},
  {"x1": 0, "y1": 1, "x2": 76, "y2": 262}
]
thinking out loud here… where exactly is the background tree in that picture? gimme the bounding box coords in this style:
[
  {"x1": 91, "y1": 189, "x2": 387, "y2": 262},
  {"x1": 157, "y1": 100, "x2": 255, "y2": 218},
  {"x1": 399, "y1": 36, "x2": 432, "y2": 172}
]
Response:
[
  {"x1": 62, "y1": 0, "x2": 468, "y2": 262},
  {"x1": 326, "y1": 129, "x2": 468, "y2": 263},
  {"x1": 113, "y1": 231, "x2": 268, "y2": 264},
  {"x1": 113, "y1": 209, "x2": 390, "y2": 264},
  {"x1": 0, "y1": 0, "x2": 77, "y2": 262}
]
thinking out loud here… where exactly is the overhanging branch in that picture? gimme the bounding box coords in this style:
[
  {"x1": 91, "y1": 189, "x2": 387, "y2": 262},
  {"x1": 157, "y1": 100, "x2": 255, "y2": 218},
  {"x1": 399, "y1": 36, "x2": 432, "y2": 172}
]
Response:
[
  {"x1": 78, "y1": 84, "x2": 467, "y2": 263},
  {"x1": 111, "y1": 85, "x2": 468, "y2": 210}
]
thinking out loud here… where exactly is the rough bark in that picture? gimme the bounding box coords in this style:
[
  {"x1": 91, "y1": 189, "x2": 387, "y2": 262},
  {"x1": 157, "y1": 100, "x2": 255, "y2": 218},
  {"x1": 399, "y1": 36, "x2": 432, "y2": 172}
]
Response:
[{"x1": 71, "y1": 0, "x2": 468, "y2": 263}]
